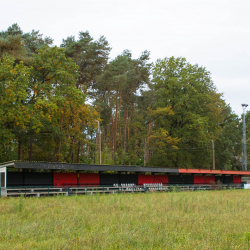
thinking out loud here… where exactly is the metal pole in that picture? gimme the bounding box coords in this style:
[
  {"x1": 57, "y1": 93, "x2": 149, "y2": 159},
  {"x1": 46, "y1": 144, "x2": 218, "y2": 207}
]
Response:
[
  {"x1": 242, "y1": 129, "x2": 244, "y2": 171},
  {"x1": 242, "y1": 104, "x2": 248, "y2": 171},
  {"x1": 95, "y1": 120, "x2": 101, "y2": 165},
  {"x1": 99, "y1": 130, "x2": 101, "y2": 165}
]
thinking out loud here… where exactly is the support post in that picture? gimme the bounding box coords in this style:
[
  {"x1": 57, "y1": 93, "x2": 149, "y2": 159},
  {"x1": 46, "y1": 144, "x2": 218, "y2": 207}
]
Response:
[
  {"x1": 242, "y1": 104, "x2": 248, "y2": 171},
  {"x1": 95, "y1": 120, "x2": 101, "y2": 165},
  {"x1": 99, "y1": 131, "x2": 101, "y2": 165}
]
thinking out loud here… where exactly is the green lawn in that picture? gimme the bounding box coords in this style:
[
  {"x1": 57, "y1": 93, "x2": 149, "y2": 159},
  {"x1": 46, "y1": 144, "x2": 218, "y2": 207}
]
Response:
[{"x1": 1, "y1": 190, "x2": 250, "y2": 249}]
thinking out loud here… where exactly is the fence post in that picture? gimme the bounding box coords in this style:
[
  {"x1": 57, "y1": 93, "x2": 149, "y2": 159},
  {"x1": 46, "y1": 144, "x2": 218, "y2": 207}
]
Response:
[
  {"x1": 48, "y1": 187, "x2": 50, "y2": 196},
  {"x1": 0, "y1": 187, "x2": 1, "y2": 197},
  {"x1": 25, "y1": 187, "x2": 26, "y2": 198}
]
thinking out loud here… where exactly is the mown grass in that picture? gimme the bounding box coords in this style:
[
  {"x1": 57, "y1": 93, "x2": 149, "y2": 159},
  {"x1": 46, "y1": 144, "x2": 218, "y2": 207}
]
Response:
[{"x1": 1, "y1": 190, "x2": 250, "y2": 249}]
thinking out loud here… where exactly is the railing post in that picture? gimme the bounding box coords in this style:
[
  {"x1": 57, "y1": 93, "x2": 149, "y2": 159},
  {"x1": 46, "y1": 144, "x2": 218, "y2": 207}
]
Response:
[
  {"x1": 25, "y1": 187, "x2": 26, "y2": 198},
  {"x1": 48, "y1": 187, "x2": 49, "y2": 196}
]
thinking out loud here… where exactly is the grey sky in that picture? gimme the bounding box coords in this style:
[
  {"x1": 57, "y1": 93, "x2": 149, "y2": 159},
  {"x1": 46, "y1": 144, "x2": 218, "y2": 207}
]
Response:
[{"x1": 2, "y1": 0, "x2": 250, "y2": 116}]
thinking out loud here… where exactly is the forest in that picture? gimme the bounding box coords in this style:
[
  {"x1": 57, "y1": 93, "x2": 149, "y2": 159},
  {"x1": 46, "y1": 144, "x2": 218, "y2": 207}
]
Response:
[{"x1": 0, "y1": 24, "x2": 247, "y2": 170}]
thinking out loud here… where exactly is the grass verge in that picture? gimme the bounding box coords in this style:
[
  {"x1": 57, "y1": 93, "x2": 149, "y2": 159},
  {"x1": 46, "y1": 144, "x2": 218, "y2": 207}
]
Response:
[{"x1": 1, "y1": 190, "x2": 250, "y2": 249}]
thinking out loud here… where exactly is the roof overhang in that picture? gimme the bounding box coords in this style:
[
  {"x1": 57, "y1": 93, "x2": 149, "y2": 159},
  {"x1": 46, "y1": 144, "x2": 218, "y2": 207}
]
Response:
[
  {"x1": 179, "y1": 168, "x2": 250, "y2": 175},
  {"x1": 12, "y1": 162, "x2": 179, "y2": 173},
  {"x1": 0, "y1": 161, "x2": 15, "y2": 168},
  {"x1": 2, "y1": 161, "x2": 250, "y2": 175}
]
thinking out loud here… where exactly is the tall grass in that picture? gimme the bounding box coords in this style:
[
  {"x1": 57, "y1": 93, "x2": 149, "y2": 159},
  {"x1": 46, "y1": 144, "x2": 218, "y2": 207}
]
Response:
[{"x1": 1, "y1": 190, "x2": 250, "y2": 249}]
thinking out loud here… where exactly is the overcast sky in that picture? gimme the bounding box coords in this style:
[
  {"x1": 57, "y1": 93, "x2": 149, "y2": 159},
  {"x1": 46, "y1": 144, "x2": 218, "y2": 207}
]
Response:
[{"x1": 2, "y1": 0, "x2": 250, "y2": 116}]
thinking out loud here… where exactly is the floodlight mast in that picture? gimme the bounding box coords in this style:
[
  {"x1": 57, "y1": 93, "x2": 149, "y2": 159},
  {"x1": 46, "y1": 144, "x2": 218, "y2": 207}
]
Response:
[
  {"x1": 95, "y1": 120, "x2": 101, "y2": 165},
  {"x1": 242, "y1": 104, "x2": 248, "y2": 171}
]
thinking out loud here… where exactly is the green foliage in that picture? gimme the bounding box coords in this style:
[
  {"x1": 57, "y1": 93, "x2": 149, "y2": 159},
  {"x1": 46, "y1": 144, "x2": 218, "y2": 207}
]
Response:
[
  {"x1": 0, "y1": 24, "x2": 246, "y2": 168},
  {"x1": 215, "y1": 106, "x2": 242, "y2": 170},
  {"x1": 0, "y1": 25, "x2": 100, "y2": 163},
  {"x1": 169, "y1": 185, "x2": 181, "y2": 192},
  {"x1": 61, "y1": 31, "x2": 110, "y2": 93},
  {"x1": 150, "y1": 57, "x2": 227, "y2": 168},
  {"x1": 0, "y1": 57, "x2": 30, "y2": 161},
  {"x1": 0, "y1": 23, "x2": 53, "y2": 64}
]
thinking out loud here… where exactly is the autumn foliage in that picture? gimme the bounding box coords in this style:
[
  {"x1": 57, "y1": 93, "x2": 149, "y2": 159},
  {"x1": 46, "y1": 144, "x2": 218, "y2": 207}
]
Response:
[{"x1": 0, "y1": 24, "x2": 243, "y2": 169}]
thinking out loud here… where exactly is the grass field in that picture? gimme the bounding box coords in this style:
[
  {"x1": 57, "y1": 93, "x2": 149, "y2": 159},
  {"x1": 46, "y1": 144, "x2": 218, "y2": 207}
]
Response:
[{"x1": 1, "y1": 190, "x2": 250, "y2": 249}]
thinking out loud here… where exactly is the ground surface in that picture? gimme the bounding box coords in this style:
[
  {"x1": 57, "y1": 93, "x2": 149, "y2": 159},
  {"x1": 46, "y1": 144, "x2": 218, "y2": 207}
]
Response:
[{"x1": 1, "y1": 190, "x2": 250, "y2": 249}]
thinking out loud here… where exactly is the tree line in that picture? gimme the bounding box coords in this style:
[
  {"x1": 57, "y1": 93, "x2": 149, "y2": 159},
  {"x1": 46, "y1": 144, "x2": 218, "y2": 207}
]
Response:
[{"x1": 0, "y1": 24, "x2": 245, "y2": 170}]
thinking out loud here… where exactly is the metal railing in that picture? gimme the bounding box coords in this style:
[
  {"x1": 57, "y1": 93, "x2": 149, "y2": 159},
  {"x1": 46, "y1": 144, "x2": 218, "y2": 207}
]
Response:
[{"x1": 1, "y1": 183, "x2": 244, "y2": 198}]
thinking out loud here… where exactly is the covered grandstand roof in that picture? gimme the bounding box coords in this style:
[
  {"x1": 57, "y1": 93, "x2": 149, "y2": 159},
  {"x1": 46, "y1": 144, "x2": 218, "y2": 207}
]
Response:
[{"x1": 1, "y1": 161, "x2": 250, "y2": 175}]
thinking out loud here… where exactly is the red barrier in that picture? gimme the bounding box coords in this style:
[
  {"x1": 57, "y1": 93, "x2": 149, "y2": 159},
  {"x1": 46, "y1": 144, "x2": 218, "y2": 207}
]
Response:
[
  {"x1": 179, "y1": 168, "x2": 250, "y2": 175},
  {"x1": 233, "y1": 176, "x2": 241, "y2": 183},
  {"x1": 138, "y1": 175, "x2": 154, "y2": 185},
  {"x1": 154, "y1": 175, "x2": 168, "y2": 184},
  {"x1": 53, "y1": 173, "x2": 77, "y2": 187},
  {"x1": 204, "y1": 176, "x2": 215, "y2": 184},
  {"x1": 79, "y1": 173, "x2": 100, "y2": 185},
  {"x1": 194, "y1": 176, "x2": 204, "y2": 184}
]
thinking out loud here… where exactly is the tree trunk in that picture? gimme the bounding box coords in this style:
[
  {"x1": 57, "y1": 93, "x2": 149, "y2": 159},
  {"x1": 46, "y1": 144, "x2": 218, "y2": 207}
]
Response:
[
  {"x1": 106, "y1": 127, "x2": 108, "y2": 152},
  {"x1": 123, "y1": 103, "x2": 129, "y2": 153},
  {"x1": 114, "y1": 90, "x2": 118, "y2": 164},
  {"x1": 110, "y1": 116, "x2": 113, "y2": 159},
  {"x1": 146, "y1": 122, "x2": 153, "y2": 162},
  {"x1": 29, "y1": 135, "x2": 33, "y2": 162},
  {"x1": 57, "y1": 140, "x2": 62, "y2": 162},
  {"x1": 77, "y1": 142, "x2": 80, "y2": 163},
  {"x1": 57, "y1": 111, "x2": 64, "y2": 162},
  {"x1": 81, "y1": 144, "x2": 84, "y2": 160},
  {"x1": 134, "y1": 126, "x2": 137, "y2": 165},
  {"x1": 123, "y1": 92, "x2": 132, "y2": 154},
  {"x1": 102, "y1": 132, "x2": 105, "y2": 164},
  {"x1": 72, "y1": 138, "x2": 77, "y2": 163},
  {"x1": 87, "y1": 125, "x2": 89, "y2": 159},
  {"x1": 128, "y1": 120, "x2": 130, "y2": 141},
  {"x1": 153, "y1": 123, "x2": 157, "y2": 157},
  {"x1": 64, "y1": 136, "x2": 74, "y2": 162},
  {"x1": 119, "y1": 94, "x2": 122, "y2": 148},
  {"x1": 18, "y1": 136, "x2": 22, "y2": 161}
]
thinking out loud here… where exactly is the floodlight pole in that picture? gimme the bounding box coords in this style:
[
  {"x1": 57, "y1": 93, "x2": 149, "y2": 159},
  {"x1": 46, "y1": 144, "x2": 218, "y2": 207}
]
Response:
[
  {"x1": 98, "y1": 121, "x2": 102, "y2": 165},
  {"x1": 95, "y1": 120, "x2": 101, "y2": 165},
  {"x1": 242, "y1": 104, "x2": 248, "y2": 171}
]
